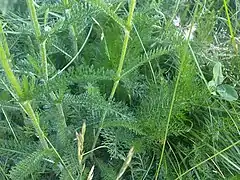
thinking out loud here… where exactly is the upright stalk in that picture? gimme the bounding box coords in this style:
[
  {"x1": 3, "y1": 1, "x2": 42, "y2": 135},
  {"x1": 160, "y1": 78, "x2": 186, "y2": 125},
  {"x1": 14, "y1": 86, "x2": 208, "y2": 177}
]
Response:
[
  {"x1": 223, "y1": 0, "x2": 238, "y2": 54},
  {"x1": 0, "y1": 22, "x2": 49, "y2": 149},
  {"x1": 0, "y1": 30, "x2": 22, "y2": 97},
  {"x1": 22, "y1": 101, "x2": 49, "y2": 149},
  {"x1": 26, "y1": 0, "x2": 48, "y2": 81},
  {"x1": 0, "y1": 22, "x2": 10, "y2": 58},
  {"x1": 155, "y1": 3, "x2": 200, "y2": 178},
  {"x1": 62, "y1": 0, "x2": 78, "y2": 61},
  {"x1": 91, "y1": 0, "x2": 136, "y2": 155},
  {"x1": 26, "y1": 0, "x2": 67, "y2": 142}
]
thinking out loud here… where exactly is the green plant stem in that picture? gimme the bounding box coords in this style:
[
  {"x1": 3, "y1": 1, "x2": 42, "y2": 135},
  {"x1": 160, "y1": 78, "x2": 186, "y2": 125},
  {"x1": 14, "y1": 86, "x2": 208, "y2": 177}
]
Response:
[
  {"x1": 0, "y1": 45, "x2": 23, "y2": 98},
  {"x1": 45, "y1": 136, "x2": 74, "y2": 180},
  {"x1": 223, "y1": 0, "x2": 238, "y2": 54},
  {"x1": 69, "y1": 25, "x2": 78, "y2": 60},
  {"x1": 26, "y1": 0, "x2": 67, "y2": 139},
  {"x1": 2, "y1": 108, "x2": 19, "y2": 143},
  {"x1": 50, "y1": 25, "x2": 93, "y2": 80},
  {"x1": 22, "y1": 101, "x2": 49, "y2": 149},
  {"x1": 0, "y1": 28, "x2": 48, "y2": 149},
  {"x1": 26, "y1": 0, "x2": 41, "y2": 39},
  {"x1": 109, "y1": 29, "x2": 130, "y2": 99},
  {"x1": 90, "y1": 111, "x2": 107, "y2": 158},
  {"x1": 155, "y1": 4, "x2": 199, "y2": 178},
  {"x1": 0, "y1": 165, "x2": 9, "y2": 180},
  {"x1": 0, "y1": 21, "x2": 10, "y2": 58},
  {"x1": 154, "y1": 48, "x2": 185, "y2": 180},
  {"x1": 62, "y1": 0, "x2": 69, "y2": 6},
  {"x1": 39, "y1": 40, "x2": 48, "y2": 81},
  {"x1": 62, "y1": 0, "x2": 78, "y2": 60},
  {"x1": 132, "y1": 23, "x2": 156, "y2": 84},
  {"x1": 109, "y1": 0, "x2": 136, "y2": 101},
  {"x1": 90, "y1": 0, "x2": 136, "y2": 157},
  {"x1": 26, "y1": 0, "x2": 48, "y2": 81}
]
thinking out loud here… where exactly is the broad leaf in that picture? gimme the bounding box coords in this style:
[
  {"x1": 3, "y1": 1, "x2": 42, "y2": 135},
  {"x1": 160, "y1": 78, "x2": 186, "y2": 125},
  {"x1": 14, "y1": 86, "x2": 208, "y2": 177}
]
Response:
[{"x1": 217, "y1": 84, "x2": 238, "y2": 101}]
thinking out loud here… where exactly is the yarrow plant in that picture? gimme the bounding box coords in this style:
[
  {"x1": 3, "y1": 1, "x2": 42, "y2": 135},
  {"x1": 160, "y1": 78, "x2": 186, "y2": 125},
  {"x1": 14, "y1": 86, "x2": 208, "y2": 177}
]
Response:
[{"x1": 0, "y1": 0, "x2": 240, "y2": 179}]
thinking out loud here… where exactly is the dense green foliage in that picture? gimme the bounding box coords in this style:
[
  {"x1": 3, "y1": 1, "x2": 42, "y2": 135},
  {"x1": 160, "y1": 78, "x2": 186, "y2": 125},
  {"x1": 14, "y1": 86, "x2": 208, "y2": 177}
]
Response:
[{"x1": 0, "y1": 0, "x2": 240, "y2": 179}]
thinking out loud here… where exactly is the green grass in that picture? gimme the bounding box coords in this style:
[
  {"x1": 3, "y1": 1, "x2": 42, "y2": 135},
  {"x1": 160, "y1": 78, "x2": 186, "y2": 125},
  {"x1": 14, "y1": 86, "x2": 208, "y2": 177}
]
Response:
[{"x1": 0, "y1": 0, "x2": 240, "y2": 179}]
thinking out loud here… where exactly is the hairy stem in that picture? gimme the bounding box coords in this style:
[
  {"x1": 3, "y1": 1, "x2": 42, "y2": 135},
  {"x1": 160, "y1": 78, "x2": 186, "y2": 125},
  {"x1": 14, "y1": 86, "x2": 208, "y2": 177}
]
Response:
[
  {"x1": 26, "y1": 0, "x2": 41, "y2": 39},
  {"x1": 26, "y1": 0, "x2": 48, "y2": 81},
  {"x1": 0, "y1": 46, "x2": 23, "y2": 98},
  {"x1": 0, "y1": 22, "x2": 10, "y2": 58},
  {"x1": 39, "y1": 40, "x2": 48, "y2": 81},
  {"x1": 26, "y1": 0, "x2": 67, "y2": 142},
  {"x1": 0, "y1": 22, "x2": 48, "y2": 149}
]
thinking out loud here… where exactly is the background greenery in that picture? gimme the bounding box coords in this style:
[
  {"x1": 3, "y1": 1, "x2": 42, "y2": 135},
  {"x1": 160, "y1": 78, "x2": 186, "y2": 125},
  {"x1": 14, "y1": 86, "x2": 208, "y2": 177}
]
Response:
[{"x1": 0, "y1": 0, "x2": 240, "y2": 179}]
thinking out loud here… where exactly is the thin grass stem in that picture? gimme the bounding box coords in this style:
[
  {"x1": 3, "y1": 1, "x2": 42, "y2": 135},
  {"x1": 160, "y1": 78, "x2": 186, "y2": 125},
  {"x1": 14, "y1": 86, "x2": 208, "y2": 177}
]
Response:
[
  {"x1": 175, "y1": 140, "x2": 240, "y2": 179},
  {"x1": 1, "y1": 108, "x2": 19, "y2": 143},
  {"x1": 223, "y1": 0, "x2": 238, "y2": 54}
]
